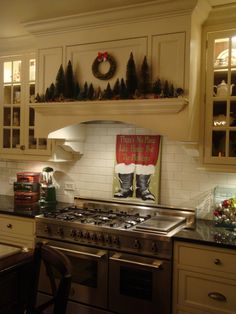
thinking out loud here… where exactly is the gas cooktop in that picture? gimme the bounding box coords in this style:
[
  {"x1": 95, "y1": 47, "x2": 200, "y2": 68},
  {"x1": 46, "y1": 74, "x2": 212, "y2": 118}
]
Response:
[{"x1": 43, "y1": 206, "x2": 151, "y2": 230}]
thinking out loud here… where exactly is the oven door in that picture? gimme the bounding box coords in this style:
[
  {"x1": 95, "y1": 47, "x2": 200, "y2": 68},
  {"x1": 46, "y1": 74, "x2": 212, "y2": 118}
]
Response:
[
  {"x1": 36, "y1": 238, "x2": 108, "y2": 309},
  {"x1": 109, "y1": 252, "x2": 171, "y2": 314}
]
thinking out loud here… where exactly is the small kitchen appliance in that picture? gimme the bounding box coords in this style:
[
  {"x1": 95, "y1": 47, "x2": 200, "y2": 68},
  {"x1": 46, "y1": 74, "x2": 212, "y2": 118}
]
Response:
[
  {"x1": 14, "y1": 172, "x2": 40, "y2": 203},
  {"x1": 39, "y1": 167, "x2": 57, "y2": 205}
]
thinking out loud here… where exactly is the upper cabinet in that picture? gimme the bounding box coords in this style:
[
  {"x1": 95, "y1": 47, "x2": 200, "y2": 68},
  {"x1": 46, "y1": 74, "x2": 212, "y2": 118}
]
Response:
[
  {"x1": 31, "y1": 0, "x2": 210, "y2": 142},
  {"x1": 0, "y1": 53, "x2": 51, "y2": 160},
  {"x1": 202, "y1": 4, "x2": 236, "y2": 168}
]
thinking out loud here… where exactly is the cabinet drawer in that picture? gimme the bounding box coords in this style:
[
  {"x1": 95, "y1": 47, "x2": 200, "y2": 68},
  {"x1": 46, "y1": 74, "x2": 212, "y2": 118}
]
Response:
[
  {"x1": 178, "y1": 269, "x2": 236, "y2": 314},
  {"x1": 0, "y1": 216, "x2": 35, "y2": 237},
  {"x1": 176, "y1": 242, "x2": 236, "y2": 276}
]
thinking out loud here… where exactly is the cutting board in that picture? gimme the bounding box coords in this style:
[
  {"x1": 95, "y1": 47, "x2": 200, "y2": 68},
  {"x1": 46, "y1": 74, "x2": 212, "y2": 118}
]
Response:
[{"x1": 0, "y1": 244, "x2": 21, "y2": 259}]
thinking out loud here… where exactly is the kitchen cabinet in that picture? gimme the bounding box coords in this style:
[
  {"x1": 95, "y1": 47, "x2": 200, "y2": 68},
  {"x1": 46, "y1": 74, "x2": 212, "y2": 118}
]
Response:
[
  {"x1": 0, "y1": 53, "x2": 51, "y2": 160},
  {"x1": 172, "y1": 241, "x2": 236, "y2": 314},
  {"x1": 0, "y1": 214, "x2": 35, "y2": 249}
]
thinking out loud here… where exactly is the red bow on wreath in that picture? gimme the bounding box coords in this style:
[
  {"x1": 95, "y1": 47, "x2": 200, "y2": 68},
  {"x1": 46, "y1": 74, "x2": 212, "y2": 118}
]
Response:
[{"x1": 98, "y1": 51, "x2": 108, "y2": 62}]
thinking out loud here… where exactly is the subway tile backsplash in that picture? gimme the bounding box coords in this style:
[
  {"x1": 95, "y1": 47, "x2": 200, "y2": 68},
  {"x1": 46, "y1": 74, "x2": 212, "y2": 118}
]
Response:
[{"x1": 1, "y1": 123, "x2": 236, "y2": 216}]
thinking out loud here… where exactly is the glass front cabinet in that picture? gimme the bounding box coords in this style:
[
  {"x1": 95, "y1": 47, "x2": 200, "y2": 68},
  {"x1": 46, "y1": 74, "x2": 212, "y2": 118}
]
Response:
[
  {"x1": 0, "y1": 53, "x2": 51, "y2": 158},
  {"x1": 204, "y1": 30, "x2": 236, "y2": 166}
]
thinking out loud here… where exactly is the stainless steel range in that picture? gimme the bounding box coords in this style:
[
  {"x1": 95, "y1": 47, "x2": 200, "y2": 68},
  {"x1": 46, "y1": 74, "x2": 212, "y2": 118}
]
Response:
[{"x1": 36, "y1": 197, "x2": 195, "y2": 314}]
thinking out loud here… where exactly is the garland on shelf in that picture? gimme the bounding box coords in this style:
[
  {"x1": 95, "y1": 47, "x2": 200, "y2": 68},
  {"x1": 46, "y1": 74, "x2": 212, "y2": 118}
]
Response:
[
  {"x1": 35, "y1": 52, "x2": 184, "y2": 102},
  {"x1": 92, "y1": 52, "x2": 117, "y2": 80}
]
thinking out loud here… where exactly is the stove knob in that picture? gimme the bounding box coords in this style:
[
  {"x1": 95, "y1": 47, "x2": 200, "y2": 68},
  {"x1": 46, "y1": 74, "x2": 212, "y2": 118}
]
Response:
[
  {"x1": 44, "y1": 225, "x2": 51, "y2": 234},
  {"x1": 98, "y1": 234, "x2": 104, "y2": 242},
  {"x1": 105, "y1": 235, "x2": 112, "y2": 244},
  {"x1": 78, "y1": 231, "x2": 83, "y2": 238},
  {"x1": 84, "y1": 231, "x2": 90, "y2": 239},
  {"x1": 133, "y1": 239, "x2": 141, "y2": 249},
  {"x1": 91, "y1": 233, "x2": 97, "y2": 241},
  {"x1": 70, "y1": 229, "x2": 77, "y2": 238},
  {"x1": 151, "y1": 242, "x2": 158, "y2": 252},
  {"x1": 113, "y1": 236, "x2": 120, "y2": 245},
  {"x1": 57, "y1": 227, "x2": 64, "y2": 237}
]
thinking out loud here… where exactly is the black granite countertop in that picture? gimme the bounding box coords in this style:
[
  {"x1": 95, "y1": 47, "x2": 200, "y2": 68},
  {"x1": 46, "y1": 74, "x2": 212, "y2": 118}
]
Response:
[
  {"x1": 174, "y1": 219, "x2": 236, "y2": 249},
  {"x1": 0, "y1": 195, "x2": 72, "y2": 218}
]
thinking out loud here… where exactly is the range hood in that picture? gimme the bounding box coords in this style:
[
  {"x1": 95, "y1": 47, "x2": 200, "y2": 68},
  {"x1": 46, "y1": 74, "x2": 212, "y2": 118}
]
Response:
[{"x1": 33, "y1": 98, "x2": 189, "y2": 141}]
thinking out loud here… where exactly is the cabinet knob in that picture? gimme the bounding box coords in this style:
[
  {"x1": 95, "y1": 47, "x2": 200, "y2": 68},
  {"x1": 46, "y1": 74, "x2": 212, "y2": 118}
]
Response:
[
  {"x1": 7, "y1": 223, "x2": 12, "y2": 229},
  {"x1": 20, "y1": 145, "x2": 25, "y2": 150},
  {"x1": 208, "y1": 292, "x2": 226, "y2": 302},
  {"x1": 214, "y1": 258, "x2": 221, "y2": 265}
]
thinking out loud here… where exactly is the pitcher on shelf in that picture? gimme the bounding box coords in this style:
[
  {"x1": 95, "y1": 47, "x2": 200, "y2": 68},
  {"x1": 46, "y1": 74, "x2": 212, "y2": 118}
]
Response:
[{"x1": 213, "y1": 80, "x2": 234, "y2": 97}]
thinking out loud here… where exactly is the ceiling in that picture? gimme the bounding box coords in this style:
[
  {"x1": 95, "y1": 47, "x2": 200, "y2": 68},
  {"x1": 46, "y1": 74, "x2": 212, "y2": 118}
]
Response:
[{"x1": 0, "y1": 0, "x2": 236, "y2": 39}]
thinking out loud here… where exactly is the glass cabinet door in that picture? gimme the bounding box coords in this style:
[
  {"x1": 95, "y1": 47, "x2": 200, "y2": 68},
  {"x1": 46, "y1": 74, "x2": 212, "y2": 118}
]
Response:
[
  {"x1": 205, "y1": 31, "x2": 236, "y2": 164},
  {"x1": 0, "y1": 54, "x2": 50, "y2": 156},
  {"x1": 26, "y1": 57, "x2": 48, "y2": 152},
  {"x1": 2, "y1": 60, "x2": 22, "y2": 149}
]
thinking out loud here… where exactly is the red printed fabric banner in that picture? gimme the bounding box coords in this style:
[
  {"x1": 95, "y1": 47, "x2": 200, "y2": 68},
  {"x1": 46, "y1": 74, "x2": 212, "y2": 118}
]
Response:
[
  {"x1": 113, "y1": 135, "x2": 162, "y2": 203},
  {"x1": 116, "y1": 135, "x2": 161, "y2": 165}
]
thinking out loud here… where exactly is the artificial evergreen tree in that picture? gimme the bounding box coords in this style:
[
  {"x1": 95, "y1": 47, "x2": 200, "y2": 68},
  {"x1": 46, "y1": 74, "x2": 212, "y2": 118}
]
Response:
[
  {"x1": 74, "y1": 82, "x2": 80, "y2": 100},
  {"x1": 55, "y1": 64, "x2": 65, "y2": 100},
  {"x1": 176, "y1": 87, "x2": 184, "y2": 97},
  {"x1": 120, "y1": 78, "x2": 129, "y2": 99},
  {"x1": 49, "y1": 83, "x2": 55, "y2": 101},
  {"x1": 113, "y1": 78, "x2": 120, "y2": 99},
  {"x1": 88, "y1": 83, "x2": 95, "y2": 100},
  {"x1": 139, "y1": 56, "x2": 150, "y2": 95},
  {"x1": 152, "y1": 79, "x2": 162, "y2": 98},
  {"x1": 44, "y1": 88, "x2": 50, "y2": 102},
  {"x1": 35, "y1": 93, "x2": 41, "y2": 103},
  {"x1": 65, "y1": 60, "x2": 75, "y2": 99},
  {"x1": 126, "y1": 52, "x2": 138, "y2": 97},
  {"x1": 163, "y1": 80, "x2": 170, "y2": 98},
  {"x1": 103, "y1": 83, "x2": 113, "y2": 100},
  {"x1": 78, "y1": 82, "x2": 88, "y2": 100},
  {"x1": 169, "y1": 83, "x2": 174, "y2": 98}
]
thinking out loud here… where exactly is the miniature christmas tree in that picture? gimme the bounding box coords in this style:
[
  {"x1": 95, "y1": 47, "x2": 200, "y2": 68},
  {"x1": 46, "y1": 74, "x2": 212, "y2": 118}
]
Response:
[
  {"x1": 44, "y1": 88, "x2": 50, "y2": 102},
  {"x1": 139, "y1": 56, "x2": 150, "y2": 95},
  {"x1": 163, "y1": 80, "x2": 170, "y2": 98},
  {"x1": 169, "y1": 83, "x2": 175, "y2": 98},
  {"x1": 126, "y1": 52, "x2": 138, "y2": 97},
  {"x1": 49, "y1": 83, "x2": 55, "y2": 101},
  {"x1": 103, "y1": 83, "x2": 113, "y2": 100},
  {"x1": 176, "y1": 87, "x2": 184, "y2": 97},
  {"x1": 74, "y1": 82, "x2": 80, "y2": 100},
  {"x1": 88, "y1": 83, "x2": 95, "y2": 100},
  {"x1": 65, "y1": 60, "x2": 75, "y2": 99},
  {"x1": 152, "y1": 79, "x2": 162, "y2": 98},
  {"x1": 113, "y1": 78, "x2": 120, "y2": 99},
  {"x1": 78, "y1": 82, "x2": 89, "y2": 100},
  {"x1": 120, "y1": 78, "x2": 129, "y2": 99},
  {"x1": 55, "y1": 64, "x2": 65, "y2": 100}
]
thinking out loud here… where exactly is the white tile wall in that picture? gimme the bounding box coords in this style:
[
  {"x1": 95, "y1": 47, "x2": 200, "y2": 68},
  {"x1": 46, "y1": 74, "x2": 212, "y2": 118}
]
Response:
[{"x1": 1, "y1": 123, "x2": 236, "y2": 218}]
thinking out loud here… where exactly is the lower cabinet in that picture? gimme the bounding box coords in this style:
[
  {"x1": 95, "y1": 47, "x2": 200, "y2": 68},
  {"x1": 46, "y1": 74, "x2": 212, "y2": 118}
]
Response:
[
  {"x1": 173, "y1": 241, "x2": 236, "y2": 314},
  {"x1": 0, "y1": 214, "x2": 35, "y2": 249}
]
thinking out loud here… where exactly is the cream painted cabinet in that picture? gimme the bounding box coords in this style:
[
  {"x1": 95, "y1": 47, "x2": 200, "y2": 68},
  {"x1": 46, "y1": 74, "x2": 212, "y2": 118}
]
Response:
[
  {"x1": 204, "y1": 29, "x2": 236, "y2": 166},
  {"x1": 0, "y1": 214, "x2": 35, "y2": 249},
  {"x1": 173, "y1": 241, "x2": 236, "y2": 314},
  {"x1": 0, "y1": 53, "x2": 51, "y2": 159}
]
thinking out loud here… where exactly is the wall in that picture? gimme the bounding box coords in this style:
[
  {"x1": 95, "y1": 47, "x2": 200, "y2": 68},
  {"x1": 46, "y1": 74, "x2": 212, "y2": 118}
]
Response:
[{"x1": 1, "y1": 122, "x2": 236, "y2": 218}]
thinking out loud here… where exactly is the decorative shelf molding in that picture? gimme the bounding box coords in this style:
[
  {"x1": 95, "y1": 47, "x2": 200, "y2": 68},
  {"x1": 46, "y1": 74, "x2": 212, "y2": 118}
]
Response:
[
  {"x1": 32, "y1": 98, "x2": 190, "y2": 141},
  {"x1": 32, "y1": 98, "x2": 188, "y2": 116}
]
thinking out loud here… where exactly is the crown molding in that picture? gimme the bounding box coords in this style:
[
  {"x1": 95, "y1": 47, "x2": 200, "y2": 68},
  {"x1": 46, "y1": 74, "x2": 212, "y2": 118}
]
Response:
[{"x1": 23, "y1": 0, "x2": 199, "y2": 36}]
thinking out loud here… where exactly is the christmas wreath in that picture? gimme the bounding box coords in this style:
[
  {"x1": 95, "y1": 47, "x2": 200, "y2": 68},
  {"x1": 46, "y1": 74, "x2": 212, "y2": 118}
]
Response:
[{"x1": 92, "y1": 52, "x2": 116, "y2": 80}]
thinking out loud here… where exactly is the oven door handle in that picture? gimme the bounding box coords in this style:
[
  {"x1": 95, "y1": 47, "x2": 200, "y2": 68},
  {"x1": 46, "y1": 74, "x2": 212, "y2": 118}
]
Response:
[
  {"x1": 50, "y1": 246, "x2": 107, "y2": 259},
  {"x1": 110, "y1": 253, "x2": 163, "y2": 269}
]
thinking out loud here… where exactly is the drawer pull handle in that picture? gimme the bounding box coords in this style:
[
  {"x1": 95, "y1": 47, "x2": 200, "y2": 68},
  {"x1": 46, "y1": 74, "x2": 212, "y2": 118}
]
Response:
[
  {"x1": 208, "y1": 292, "x2": 226, "y2": 302},
  {"x1": 214, "y1": 258, "x2": 221, "y2": 265},
  {"x1": 7, "y1": 224, "x2": 12, "y2": 229}
]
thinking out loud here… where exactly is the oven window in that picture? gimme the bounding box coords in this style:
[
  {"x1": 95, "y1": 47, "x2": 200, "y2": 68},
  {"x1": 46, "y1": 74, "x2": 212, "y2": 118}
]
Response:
[
  {"x1": 69, "y1": 255, "x2": 98, "y2": 288},
  {"x1": 120, "y1": 266, "x2": 152, "y2": 300}
]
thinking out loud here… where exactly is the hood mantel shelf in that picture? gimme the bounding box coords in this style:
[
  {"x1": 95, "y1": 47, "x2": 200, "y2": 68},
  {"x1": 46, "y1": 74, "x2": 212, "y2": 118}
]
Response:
[{"x1": 32, "y1": 98, "x2": 189, "y2": 140}]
